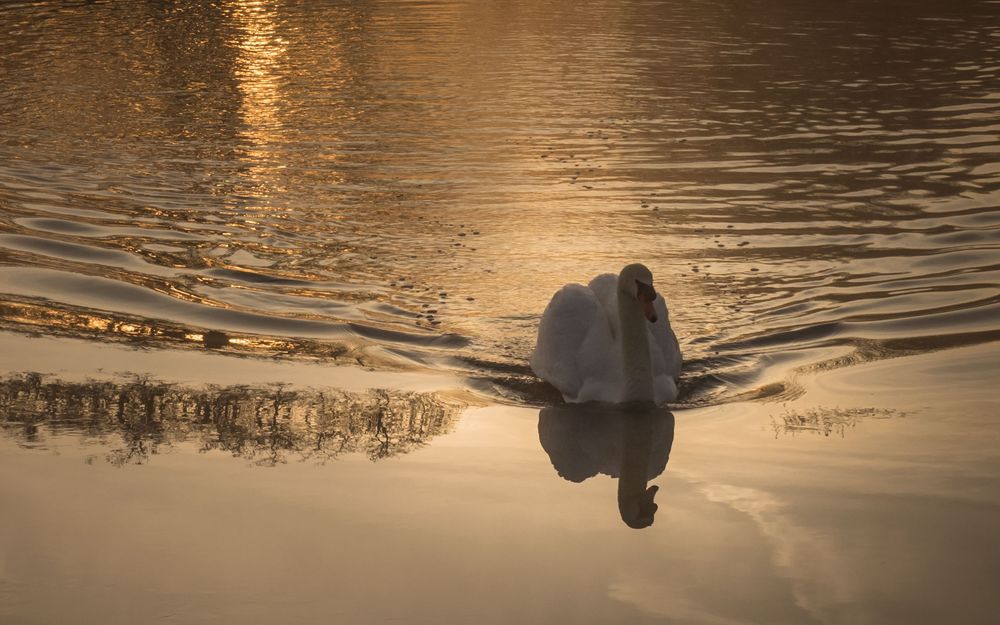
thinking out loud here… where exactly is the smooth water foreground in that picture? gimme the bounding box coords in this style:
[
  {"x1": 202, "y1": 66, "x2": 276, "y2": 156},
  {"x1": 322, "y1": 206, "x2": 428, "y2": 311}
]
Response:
[{"x1": 1, "y1": 1, "x2": 999, "y2": 624}]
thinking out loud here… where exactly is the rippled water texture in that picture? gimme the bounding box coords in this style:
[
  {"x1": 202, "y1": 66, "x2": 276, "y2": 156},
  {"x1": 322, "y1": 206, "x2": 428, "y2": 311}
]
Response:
[{"x1": 2, "y1": 0, "x2": 999, "y2": 403}]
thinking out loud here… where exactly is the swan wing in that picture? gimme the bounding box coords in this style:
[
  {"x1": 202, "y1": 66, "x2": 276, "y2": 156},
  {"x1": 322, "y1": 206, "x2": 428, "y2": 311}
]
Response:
[
  {"x1": 531, "y1": 283, "x2": 616, "y2": 402},
  {"x1": 586, "y1": 272, "x2": 620, "y2": 340}
]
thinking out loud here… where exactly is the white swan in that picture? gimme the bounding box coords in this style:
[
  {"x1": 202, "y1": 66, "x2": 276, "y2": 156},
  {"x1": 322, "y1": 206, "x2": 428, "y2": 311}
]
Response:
[{"x1": 530, "y1": 263, "x2": 682, "y2": 404}]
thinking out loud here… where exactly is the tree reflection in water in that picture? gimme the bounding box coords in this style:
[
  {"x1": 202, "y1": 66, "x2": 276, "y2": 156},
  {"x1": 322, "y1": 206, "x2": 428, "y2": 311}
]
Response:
[
  {"x1": 0, "y1": 373, "x2": 461, "y2": 466},
  {"x1": 538, "y1": 403, "x2": 675, "y2": 529}
]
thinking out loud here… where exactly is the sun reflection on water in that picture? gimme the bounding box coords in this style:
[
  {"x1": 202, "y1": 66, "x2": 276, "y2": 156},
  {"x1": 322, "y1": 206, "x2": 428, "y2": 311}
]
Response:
[
  {"x1": 231, "y1": 0, "x2": 289, "y2": 197},
  {"x1": 0, "y1": 0, "x2": 997, "y2": 408}
]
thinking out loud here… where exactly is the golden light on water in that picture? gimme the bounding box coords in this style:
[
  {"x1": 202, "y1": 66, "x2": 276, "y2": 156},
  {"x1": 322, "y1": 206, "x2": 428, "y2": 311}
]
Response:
[
  {"x1": 231, "y1": 0, "x2": 288, "y2": 196},
  {"x1": 2, "y1": 1, "x2": 1000, "y2": 623}
]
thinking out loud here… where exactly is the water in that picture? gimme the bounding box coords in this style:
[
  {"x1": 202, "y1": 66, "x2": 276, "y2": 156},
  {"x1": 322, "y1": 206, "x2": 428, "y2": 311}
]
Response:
[
  {"x1": 2, "y1": 1, "x2": 1000, "y2": 623},
  {"x1": 2, "y1": 0, "x2": 998, "y2": 404}
]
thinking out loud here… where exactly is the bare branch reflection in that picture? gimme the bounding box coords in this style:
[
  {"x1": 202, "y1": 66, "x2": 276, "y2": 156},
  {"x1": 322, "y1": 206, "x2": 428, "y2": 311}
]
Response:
[
  {"x1": 0, "y1": 373, "x2": 461, "y2": 466},
  {"x1": 538, "y1": 403, "x2": 674, "y2": 529},
  {"x1": 770, "y1": 406, "x2": 900, "y2": 438}
]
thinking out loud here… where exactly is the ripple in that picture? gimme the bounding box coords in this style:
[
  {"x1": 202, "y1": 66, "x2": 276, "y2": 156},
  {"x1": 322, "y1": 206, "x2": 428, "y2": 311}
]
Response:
[
  {"x1": 1, "y1": 0, "x2": 999, "y2": 407},
  {"x1": 0, "y1": 267, "x2": 353, "y2": 339}
]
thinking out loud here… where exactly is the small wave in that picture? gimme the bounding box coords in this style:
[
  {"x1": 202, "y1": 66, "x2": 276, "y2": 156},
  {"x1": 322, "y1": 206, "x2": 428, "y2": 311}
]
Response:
[{"x1": 0, "y1": 0, "x2": 998, "y2": 413}]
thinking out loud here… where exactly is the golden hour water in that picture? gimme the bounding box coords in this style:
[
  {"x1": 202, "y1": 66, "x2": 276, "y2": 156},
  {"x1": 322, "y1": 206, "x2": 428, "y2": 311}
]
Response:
[{"x1": 1, "y1": 1, "x2": 999, "y2": 623}]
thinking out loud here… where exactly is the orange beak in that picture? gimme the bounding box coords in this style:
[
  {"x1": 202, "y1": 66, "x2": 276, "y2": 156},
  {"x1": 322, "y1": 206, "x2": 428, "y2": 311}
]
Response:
[
  {"x1": 636, "y1": 280, "x2": 658, "y2": 323},
  {"x1": 640, "y1": 293, "x2": 658, "y2": 324}
]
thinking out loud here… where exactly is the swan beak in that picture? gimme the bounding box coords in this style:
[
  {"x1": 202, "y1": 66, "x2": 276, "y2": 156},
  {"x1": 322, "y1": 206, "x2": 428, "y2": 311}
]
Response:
[
  {"x1": 636, "y1": 280, "x2": 658, "y2": 323},
  {"x1": 640, "y1": 294, "x2": 657, "y2": 323},
  {"x1": 642, "y1": 299, "x2": 657, "y2": 323}
]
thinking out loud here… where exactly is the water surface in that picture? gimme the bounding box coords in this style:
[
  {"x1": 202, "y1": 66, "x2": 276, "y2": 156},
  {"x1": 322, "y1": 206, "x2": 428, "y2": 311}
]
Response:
[
  {"x1": 2, "y1": 1, "x2": 1000, "y2": 624},
  {"x1": 2, "y1": 342, "x2": 998, "y2": 625},
  {"x1": 2, "y1": 0, "x2": 998, "y2": 403}
]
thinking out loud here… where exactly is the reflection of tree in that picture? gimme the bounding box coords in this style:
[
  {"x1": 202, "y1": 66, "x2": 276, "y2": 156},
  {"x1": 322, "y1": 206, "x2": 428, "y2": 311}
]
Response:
[
  {"x1": 0, "y1": 374, "x2": 461, "y2": 466},
  {"x1": 769, "y1": 407, "x2": 899, "y2": 438}
]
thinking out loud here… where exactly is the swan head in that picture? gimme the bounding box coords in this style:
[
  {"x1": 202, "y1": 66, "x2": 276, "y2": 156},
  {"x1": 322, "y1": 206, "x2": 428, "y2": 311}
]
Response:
[
  {"x1": 618, "y1": 263, "x2": 658, "y2": 323},
  {"x1": 619, "y1": 484, "x2": 659, "y2": 529}
]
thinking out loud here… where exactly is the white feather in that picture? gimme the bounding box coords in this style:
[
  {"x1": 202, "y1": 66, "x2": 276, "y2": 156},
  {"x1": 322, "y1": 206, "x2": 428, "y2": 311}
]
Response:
[{"x1": 531, "y1": 266, "x2": 682, "y2": 404}]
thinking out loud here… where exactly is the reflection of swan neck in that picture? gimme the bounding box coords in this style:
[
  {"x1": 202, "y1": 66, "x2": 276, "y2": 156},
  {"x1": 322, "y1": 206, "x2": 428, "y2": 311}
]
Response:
[
  {"x1": 617, "y1": 407, "x2": 659, "y2": 528},
  {"x1": 618, "y1": 288, "x2": 653, "y2": 402}
]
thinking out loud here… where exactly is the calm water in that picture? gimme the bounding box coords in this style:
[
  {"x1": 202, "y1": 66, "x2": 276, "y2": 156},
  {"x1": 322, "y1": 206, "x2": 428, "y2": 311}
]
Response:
[
  {"x1": 2, "y1": 1, "x2": 1000, "y2": 623},
  {"x1": 2, "y1": 0, "x2": 998, "y2": 404}
]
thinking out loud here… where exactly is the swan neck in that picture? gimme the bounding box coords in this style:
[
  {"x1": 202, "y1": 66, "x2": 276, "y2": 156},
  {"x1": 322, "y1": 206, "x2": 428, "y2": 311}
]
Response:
[{"x1": 618, "y1": 292, "x2": 653, "y2": 402}]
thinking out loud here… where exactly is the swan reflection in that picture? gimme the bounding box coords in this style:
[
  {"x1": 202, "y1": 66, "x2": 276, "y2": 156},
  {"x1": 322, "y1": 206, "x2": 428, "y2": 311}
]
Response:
[{"x1": 538, "y1": 403, "x2": 674, "y2": 529}]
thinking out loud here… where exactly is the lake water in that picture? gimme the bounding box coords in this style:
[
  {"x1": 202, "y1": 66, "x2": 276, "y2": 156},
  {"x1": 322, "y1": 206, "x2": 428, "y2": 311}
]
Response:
[{"x1": 1, "y1": 1, "x2": 999, "y2": 623}]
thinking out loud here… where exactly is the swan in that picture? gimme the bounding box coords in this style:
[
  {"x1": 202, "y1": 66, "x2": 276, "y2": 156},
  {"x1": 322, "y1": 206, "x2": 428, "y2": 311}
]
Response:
[{"x1": 530, "y1": 263, "x2": 682, "y2": 404}]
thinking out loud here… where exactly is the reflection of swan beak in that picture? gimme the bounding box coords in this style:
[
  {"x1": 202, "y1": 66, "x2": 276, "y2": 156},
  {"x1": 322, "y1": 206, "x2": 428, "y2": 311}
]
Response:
[
  {"x1": 640, "y1": 485, "x2": 660, "y2": 524},
  {"x1": 622, "y1": 484, "x2": 660, "y2": 529},
  {"x1": 644, "y1": 484, "x2": 659, "y2": 506}
]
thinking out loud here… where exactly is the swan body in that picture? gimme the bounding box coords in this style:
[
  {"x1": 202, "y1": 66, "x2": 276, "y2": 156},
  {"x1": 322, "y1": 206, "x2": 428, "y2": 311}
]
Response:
[{"x1": 530, "y1": 264, "x2": 682, "y2": 404}]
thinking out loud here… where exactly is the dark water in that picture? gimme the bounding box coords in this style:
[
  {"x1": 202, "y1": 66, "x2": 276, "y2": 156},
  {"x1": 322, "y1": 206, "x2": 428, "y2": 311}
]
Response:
[{"x1": 2, "y1": 0, "x2": 999, "y2": 404}]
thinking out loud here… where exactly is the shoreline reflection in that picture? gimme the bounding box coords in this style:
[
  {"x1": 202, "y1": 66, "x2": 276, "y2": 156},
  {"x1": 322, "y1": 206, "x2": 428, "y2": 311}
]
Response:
[
  {"x1": 538, "y1": 403, "x2": 675, "y2": 529},
  {"x1": 0, "y1": 373, "x2": 462, "y2": 466}
]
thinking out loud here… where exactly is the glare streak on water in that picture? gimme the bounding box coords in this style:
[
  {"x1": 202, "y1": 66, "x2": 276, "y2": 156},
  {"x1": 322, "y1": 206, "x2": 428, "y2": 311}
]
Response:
[{"x1": 1, "y1": 0, "x2": 999, "y2": 404}]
